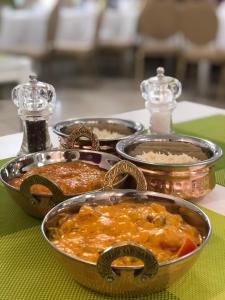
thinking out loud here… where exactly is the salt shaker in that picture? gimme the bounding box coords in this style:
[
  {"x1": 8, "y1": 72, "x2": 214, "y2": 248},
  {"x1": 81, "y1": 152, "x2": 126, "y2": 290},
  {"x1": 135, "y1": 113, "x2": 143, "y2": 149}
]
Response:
[
  {"x1": 140, "y1": 67, "x2": 182, "y2": 134},
  {"x1": 12, "y1": 74, "x2": 56, "y2": 155}
]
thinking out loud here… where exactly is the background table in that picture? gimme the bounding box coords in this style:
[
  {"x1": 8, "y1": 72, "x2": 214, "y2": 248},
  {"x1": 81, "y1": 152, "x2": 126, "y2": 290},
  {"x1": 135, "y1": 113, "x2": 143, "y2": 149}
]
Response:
[{"x1": 1, "y1": 101, "x2": 225, "y2": 159}]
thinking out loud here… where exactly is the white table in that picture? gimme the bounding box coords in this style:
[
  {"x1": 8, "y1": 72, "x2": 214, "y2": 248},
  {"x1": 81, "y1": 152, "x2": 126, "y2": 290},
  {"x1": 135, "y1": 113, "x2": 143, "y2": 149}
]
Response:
[{"x1": 0, "y1": 101, "x2": 225, "y2": 215}]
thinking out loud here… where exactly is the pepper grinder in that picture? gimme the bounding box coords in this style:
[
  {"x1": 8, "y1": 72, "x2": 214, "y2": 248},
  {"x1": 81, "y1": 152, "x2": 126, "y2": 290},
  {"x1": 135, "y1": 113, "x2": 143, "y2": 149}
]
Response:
[
  {"x1": 12, "y1": 74, "x2": 56, "y2": 155},
  {"x1": 140, "y1": 67, "x2": 182, "y2": 134}
]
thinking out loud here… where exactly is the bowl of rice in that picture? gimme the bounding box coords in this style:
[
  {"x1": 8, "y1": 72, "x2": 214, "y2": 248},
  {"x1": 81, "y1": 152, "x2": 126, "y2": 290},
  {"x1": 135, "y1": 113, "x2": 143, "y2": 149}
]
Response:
[
  {"x1": 53, "y1": 118, "x2": 144, "y2": 153},
  {"x1": 116, "y1": 134, "x2": 223, "y2": 201}
]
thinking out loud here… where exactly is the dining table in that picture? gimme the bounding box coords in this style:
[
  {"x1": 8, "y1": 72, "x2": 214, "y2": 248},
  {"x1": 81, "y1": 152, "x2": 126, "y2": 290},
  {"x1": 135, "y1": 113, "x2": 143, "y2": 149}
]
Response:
[{"x1": 0, "y1": 100, "x2": 225, "y2": 300}]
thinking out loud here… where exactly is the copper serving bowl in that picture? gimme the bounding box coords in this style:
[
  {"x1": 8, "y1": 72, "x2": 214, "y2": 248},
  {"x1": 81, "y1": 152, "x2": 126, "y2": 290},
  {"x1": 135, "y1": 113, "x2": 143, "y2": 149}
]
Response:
[
  {"x1": 41, "y1": 161, "x2": 211, "y2": 297},
  {"x1": 53, "y1": 117, "x2": 144, "y2": 153},
  {"x1": 116, "y1": 134, "x2": 223, "y2": 201},
  {"x1": 0, "y1": 149, "x2": 124, "y2": 219}
]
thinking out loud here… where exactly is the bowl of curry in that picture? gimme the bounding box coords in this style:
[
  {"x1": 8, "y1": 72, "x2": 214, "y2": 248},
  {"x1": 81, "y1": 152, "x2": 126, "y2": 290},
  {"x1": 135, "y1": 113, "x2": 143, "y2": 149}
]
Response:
[
  {"x1": 0, "y1": 149, "x2": 124, "y2": 219},
  {"x1": 42, "y1": 190, "x2": 211, "y2": 297}
]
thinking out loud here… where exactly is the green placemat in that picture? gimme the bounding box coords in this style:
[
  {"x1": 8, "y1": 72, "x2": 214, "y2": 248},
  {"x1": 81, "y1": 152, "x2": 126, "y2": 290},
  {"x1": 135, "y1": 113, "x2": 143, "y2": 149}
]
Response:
[
  {"x1": 0, "y1": 184, "x2": 225, "y2": 300},
  {"x1": 175, "y1": 114, "x2": 225, "y2": 171},
  {"x1": 216, "y1": 169, "x2": 225, "y2": 187},
  {"x1": 0, "y1": 157, "x2": 13, "y2": 187}
]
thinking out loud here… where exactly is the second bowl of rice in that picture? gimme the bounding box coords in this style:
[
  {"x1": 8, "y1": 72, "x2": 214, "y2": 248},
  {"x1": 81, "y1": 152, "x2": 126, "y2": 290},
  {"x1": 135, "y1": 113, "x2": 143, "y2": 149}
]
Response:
[
  {"x1": 53, "y1": 118, "x2": 144, "y2": 153},
  {"x1": 116, "y1": 134, "x2": 222, "y2": 201}
]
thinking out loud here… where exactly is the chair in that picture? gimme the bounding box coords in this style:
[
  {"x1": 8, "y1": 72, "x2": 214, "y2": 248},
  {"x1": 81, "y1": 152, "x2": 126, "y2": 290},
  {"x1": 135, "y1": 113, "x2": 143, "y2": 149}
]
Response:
[
  {"x1": 53, "y1": 1, "x2": 103, "y2": 77},
  {"x1": 97, "y1": 0, "x2": 144, "y2": 75},
  {"x1": 0, "y1": 54, "x2": 33, "y2": 84},
  {"x1": 135, "y1": 0, "x2": 180, "y2": 81},
  {"x1": 176, "y1": 2, "x2": 225, "y2": 97},
  {"x1": 9, "y1": 0, "x2": 37, "y2": 9},
  {"x1": 0, "y1": 1, "x2": 60, "y2": 62}
]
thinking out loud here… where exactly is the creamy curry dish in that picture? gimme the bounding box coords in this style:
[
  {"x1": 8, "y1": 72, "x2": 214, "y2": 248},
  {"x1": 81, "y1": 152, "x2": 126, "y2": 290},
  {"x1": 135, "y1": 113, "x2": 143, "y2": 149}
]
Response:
[
  {"x1": 8, "y1": 161, "x2": 106, "y2": 195},
  {"x1": 50, "y1": 202, "x2": 202, "y2": 265}
]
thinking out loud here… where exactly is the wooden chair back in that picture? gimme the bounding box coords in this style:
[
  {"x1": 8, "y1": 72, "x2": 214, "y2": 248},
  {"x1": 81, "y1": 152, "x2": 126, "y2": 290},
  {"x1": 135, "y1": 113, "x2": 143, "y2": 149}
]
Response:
[
  {"x1": 178, "y1": 2, "x2": 218, "y2": 45},
  {"x1": 46, "y1": 0, "x2": 61, "y2": 43},
  {"x1": 138, "y1": 0, "x2": 178, "y2": 39}
]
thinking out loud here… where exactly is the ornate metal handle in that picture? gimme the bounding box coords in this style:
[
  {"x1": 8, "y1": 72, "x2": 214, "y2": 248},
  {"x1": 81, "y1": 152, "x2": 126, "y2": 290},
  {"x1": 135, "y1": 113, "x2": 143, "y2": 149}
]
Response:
[
  {"x1": 103, "y1": 160, "x2": 147, "y2": 191},
  {"x1": 63, "y1": 124, "x2": 100, "y2": 151},
  {"x1": 97, "y1": 243, "x2": 158, "y2": 283},
  {"x1": 20, "y1": 174, "x2": 65, "y2": 207}
]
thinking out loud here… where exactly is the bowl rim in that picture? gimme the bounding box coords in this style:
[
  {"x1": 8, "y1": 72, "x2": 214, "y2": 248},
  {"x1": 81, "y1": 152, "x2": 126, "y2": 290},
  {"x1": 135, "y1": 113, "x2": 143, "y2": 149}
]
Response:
[
  {"x1": 41, "y1": 189, "x2": 211, "y2": 270},
  {"x1": 116, "y1": 134, "x2": 223, "y2": 167},
  {"x1": 52, "y1": 117, "x2": 145, "y2": 141},
  {"x1": 0, "y1": 148, "x2": 123, "y2": 197}
]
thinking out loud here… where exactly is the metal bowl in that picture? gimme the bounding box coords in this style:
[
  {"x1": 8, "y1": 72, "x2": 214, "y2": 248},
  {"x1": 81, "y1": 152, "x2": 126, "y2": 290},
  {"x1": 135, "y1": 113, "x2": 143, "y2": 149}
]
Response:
[
  {"x1": 0, "y1": 149, "x2": 124, "y2": 219},
  {"x1": 42, "y1": 189, "x2": 211, "y2": 297},
  {"x1": 53, "y1": 117, "x2": 144, "y2": 153},
  {"x1": 116, "y1": 134, "x2": 223, "y2": 201}
]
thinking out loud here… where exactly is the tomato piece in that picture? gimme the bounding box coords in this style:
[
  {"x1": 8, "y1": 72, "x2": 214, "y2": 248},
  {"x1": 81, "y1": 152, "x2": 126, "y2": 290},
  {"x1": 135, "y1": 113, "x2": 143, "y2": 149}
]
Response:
[{"x1": 177, "y1": 238, "x2": 197, "y2": 257}]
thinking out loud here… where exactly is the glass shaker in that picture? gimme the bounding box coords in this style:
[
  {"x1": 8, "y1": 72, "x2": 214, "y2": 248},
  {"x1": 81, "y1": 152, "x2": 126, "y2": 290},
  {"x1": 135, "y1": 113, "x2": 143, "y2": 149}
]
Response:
[
  {"x1": 12, "y1": 74, "x2": 56, "y2": 155},
  {"x1": 140, "y1": 67, "x2": 182, "y2": 134}
]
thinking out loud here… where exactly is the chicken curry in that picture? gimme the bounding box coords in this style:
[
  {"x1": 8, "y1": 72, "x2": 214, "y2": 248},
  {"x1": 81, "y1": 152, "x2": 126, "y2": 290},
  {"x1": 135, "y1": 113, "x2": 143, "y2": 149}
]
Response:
[
  {"x1": 8, "y1": 161, "x2": 106, "y2": 195},
  {"x1": 50, "y1": 202, "x2": 201, "y2": 265}
]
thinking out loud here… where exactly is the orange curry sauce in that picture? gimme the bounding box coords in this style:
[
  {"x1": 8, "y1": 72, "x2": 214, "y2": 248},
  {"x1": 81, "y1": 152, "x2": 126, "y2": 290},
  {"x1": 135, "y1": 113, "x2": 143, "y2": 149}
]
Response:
[
  {"x1": 51, "y1": 202, "x2": 202, "y2": 265},
  {"x1": 8, "y1": 161, "x2": 106, "y2": 195}
]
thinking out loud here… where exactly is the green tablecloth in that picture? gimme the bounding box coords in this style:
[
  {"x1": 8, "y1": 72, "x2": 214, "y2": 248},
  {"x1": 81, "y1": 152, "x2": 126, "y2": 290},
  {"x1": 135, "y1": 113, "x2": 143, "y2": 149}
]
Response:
[
  {"x1": 1, "y1": 115, "x2": 225, "y2": 300},
  {"x1": 175, "y1": 114, "x2": 225, "y2": 170}
]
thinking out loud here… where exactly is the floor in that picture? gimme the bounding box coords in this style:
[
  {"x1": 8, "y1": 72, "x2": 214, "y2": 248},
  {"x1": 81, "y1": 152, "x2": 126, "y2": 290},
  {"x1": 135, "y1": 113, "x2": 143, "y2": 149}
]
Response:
[{"x1": 0, "y1": 77, "x2": 225, "y2": 136}]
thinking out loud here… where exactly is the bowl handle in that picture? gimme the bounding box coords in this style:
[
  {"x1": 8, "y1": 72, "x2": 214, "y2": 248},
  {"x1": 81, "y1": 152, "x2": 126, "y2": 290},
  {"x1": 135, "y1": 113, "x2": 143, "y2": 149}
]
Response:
[
  {"x1": 103, "y1": 160, "x2": 147, "y2": 191},
  {"x1": 63, "y1": 124, "x2": 100, "y2": 151},
  {"x1": 20, "y1": 174, "x2": 65, "y2": 206},
  {"x1": 97, "y1": 242, "x2": 158, "y2": 282}
]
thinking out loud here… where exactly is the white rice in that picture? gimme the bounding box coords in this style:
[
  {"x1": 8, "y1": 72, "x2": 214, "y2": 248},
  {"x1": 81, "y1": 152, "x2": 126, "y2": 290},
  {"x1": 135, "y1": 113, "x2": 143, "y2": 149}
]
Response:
[
  {"x1": 93, "y1": 127, "x2": 124, "y2": 139},
  {"x1": 135, "y1": 151, "x2": 199, "y2": 163}
]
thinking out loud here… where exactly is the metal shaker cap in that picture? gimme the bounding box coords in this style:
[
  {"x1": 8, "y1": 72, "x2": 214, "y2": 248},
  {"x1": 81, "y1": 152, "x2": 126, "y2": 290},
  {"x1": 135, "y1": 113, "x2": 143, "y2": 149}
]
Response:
[
  {"x1": 12, "y1": 74, "x2": 56, "y2": 113},
  {"x1": 140, "y1": 67, "x2": 182, "y2": 108}
]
